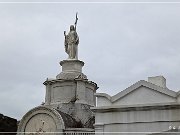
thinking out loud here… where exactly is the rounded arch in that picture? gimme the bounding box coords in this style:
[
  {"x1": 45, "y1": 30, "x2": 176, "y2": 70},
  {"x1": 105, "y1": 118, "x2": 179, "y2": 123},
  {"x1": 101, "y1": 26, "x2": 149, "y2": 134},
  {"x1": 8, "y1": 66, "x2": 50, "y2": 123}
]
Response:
[{"x1": 17, "y1": 106, "x2": 65, "y2": 135}]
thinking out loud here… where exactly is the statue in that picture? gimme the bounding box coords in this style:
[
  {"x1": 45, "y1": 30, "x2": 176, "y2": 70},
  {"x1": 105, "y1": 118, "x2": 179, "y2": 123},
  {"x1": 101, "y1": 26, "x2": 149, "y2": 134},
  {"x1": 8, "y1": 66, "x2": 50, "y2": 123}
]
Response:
[{"x1": 64, "y1": 13, "x2": 79, "y2": 59}]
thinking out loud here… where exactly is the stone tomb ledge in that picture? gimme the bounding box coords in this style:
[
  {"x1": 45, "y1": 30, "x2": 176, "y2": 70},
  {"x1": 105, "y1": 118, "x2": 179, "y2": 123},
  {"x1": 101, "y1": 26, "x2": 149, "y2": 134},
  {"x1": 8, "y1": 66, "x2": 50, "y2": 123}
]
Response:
[
  {"x1": 92, "y1": 103, "x2": 180, "y2": 134},
  {"x1": 91, "y1": 102, "x2": 180, "y2": 113}
]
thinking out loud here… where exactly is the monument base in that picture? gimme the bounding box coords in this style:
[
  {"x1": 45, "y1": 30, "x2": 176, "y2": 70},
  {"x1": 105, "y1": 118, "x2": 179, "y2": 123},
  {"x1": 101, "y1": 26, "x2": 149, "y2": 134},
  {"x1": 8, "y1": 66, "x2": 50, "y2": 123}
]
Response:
[{"x1": 56, "y1": 59, "x2": 87, "y2": 80}]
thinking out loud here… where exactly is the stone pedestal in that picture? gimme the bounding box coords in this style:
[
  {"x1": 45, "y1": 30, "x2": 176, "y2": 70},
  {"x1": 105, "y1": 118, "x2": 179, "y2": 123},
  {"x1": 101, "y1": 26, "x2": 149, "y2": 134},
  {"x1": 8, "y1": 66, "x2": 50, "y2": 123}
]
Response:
[
  {"x1": 18, "y1": 59, "x2": 98, "y2": 133},
  {"x1": 43, "y1": 59, "x2": 98, "y2": 126},
  {"x1": 56, "y1": 60, "x2": 87, "y2": 80}
]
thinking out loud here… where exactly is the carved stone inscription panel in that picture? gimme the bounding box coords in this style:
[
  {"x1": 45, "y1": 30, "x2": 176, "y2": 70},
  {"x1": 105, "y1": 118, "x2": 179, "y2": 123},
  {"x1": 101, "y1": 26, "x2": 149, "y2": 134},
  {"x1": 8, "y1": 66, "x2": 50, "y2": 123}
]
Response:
[{"x1": 25, "y1": 113, "x2": 56, "y2": 133}]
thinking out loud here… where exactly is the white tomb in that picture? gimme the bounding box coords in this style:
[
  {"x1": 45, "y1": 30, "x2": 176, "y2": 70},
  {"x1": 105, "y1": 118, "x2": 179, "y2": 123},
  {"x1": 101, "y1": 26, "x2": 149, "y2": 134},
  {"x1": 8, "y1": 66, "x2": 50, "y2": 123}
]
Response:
[
  {"x1": 92, "y1": 76, "x2": 180, "y2": 135},
  {"x1": 17, "y1": 16, "x2": 98, "y2": 135}
]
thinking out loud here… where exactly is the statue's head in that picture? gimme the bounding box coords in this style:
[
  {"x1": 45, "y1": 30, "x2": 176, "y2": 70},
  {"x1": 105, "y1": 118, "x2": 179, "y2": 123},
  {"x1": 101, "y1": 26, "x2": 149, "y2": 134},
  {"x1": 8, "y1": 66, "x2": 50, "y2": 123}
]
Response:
[{"x1": 70, "y1": 25, "x2": 75, "y2": 31}]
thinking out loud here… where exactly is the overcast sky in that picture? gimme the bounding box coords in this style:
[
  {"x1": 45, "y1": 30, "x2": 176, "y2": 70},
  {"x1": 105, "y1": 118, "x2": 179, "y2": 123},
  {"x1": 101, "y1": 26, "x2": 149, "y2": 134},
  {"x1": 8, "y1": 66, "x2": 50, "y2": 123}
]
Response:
[{"x1": 0, "y1": 1, "x2": 180, "y2": 120}]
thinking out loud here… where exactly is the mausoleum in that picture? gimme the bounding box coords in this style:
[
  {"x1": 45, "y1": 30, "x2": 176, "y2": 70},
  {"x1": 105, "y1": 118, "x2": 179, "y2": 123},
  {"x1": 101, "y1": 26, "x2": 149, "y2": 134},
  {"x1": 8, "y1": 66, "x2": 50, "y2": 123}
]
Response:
[
  {"x1": 17, "y1": 15, "x2": 180, "y2": 135},
  {"x1": 17, "y1": 15, "x2": 98, "y2": 135},
  {"x1": 92, "y1": 76, "x2": 180, "y2": 135}
]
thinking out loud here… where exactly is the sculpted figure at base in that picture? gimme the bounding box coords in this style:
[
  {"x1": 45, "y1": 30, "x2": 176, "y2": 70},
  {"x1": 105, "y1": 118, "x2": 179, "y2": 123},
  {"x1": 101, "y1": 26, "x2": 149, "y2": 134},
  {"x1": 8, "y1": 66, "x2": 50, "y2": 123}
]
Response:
[{"x1": 64, "y1": 13, "x2": 79, "y2": 59}]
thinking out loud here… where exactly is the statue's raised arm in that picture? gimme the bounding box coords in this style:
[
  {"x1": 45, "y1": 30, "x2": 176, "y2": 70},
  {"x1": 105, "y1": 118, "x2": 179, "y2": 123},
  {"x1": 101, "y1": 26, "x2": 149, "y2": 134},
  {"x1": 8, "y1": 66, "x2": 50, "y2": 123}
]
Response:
[{"x1": 64, "y1": 13, "x2": 79, "y2": 60}]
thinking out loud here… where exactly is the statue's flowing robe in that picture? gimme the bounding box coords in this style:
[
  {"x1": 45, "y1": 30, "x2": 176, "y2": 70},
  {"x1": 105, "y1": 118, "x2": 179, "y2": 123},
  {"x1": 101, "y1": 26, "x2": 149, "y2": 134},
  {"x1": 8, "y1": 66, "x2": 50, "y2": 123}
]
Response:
[{"x1": 65, "y1": 30, "x2": 79, "y2": 59}]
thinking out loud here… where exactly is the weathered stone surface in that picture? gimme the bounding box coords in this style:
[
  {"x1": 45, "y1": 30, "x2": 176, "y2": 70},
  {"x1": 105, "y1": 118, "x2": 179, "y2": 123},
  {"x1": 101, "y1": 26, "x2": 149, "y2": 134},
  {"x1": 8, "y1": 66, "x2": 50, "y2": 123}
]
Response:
[
  {"x1": 64, "y1": 25, "x2": 79, "y2": 59},
  {"x1": 55, "y1": 103, "x2": 95, "y2": 128},
  {"x1": 93, "y1": 76, "x2": 180, "y2": 135},
  {"x1": 19, "y1": 58, "x2": 98, "y2": 133},
  {"x1": 56, "y1": 110, "x2": 83, "y2": 128},
  {"x1": 18, "y1": 19, "x2": 97, "y2": 134},
  {"x1": 17, "y1": 106, "x2": 65, "y2": 134},
  {"x1": 43, "y1": 79, "x2": 97, "y2": 107},
  {"x1": 64, "y1": 13, "x2": 79, "y2": 60},
  {"x1": 148, "y1": 76, "x2": 166, "y2": 88},
  {"x1": 0, "y1": 113, "x2": 17, "y2": 134},
  {"x1": 18, "y1": 105, "x2": 94, "y2": 134},
  {"x1": 56, "y1": 60, "x2": 87, "y2": 80},
  {"x1": 84, "y1": 116, "x2": 95, "y2": 128}
]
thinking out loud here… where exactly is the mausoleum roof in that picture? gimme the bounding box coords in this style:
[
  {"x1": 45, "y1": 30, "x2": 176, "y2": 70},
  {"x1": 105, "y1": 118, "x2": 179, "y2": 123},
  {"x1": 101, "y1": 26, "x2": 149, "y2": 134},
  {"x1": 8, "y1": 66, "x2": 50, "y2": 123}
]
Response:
[
  {"x1": 94, "y1": 76, "x2": 180, "y2": 108},
  {"x1": 95, "y1": 80, "x2": 177, "y2": 103}
]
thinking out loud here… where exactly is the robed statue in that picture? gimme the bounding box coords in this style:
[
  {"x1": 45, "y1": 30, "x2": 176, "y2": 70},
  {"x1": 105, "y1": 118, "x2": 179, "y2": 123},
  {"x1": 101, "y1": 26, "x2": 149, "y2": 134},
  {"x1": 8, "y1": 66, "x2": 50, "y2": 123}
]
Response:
[{"x1": 64, "y1": 13, "x2": 79, "y2": 59}]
